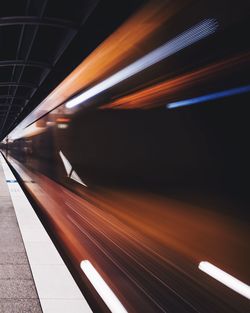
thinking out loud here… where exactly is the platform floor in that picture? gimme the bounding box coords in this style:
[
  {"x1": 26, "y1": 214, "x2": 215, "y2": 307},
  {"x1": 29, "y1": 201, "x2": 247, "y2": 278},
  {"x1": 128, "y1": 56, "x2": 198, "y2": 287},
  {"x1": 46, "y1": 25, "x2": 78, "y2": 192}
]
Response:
[
  {"x1": 0, "y1": 154, "x2": 93, "y2": 313},
  {"x1": 0, "y1": 162, "x2": 42, "y2": 312}
]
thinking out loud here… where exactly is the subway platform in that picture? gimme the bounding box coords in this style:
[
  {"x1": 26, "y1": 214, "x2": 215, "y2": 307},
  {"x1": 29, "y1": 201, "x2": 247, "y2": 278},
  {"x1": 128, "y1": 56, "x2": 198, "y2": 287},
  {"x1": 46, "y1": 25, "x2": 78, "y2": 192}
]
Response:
[
  {"x1": 0, "y1": 158, "x2": 41, "y2": 313},
  {"x1": 0, "y1": 154, "x2": 92, "y2": 313}
]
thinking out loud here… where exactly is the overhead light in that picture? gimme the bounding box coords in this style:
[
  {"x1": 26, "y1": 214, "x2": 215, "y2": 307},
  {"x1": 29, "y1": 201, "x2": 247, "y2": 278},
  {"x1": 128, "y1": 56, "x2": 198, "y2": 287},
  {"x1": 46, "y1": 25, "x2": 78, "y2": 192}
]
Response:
[
  {"x1": 199, "y1": 261, "x2": 250, "y2": 299},
  {"x1": 56, "y1": 117, "x2": 70, "y2": 123},
  {"x1": 57, "y1": 123, "x2": 68, "y2": 129},
  {"x1": 66, "y1": 18, "x2": 218, "y2": 109}
]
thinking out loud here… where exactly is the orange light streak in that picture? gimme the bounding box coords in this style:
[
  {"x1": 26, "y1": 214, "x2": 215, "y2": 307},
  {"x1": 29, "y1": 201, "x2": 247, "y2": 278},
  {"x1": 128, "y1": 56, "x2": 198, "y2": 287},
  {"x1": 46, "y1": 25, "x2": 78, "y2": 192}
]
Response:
[{"x1": 100, "y1": 52, "x2": 250, "y2": 110}]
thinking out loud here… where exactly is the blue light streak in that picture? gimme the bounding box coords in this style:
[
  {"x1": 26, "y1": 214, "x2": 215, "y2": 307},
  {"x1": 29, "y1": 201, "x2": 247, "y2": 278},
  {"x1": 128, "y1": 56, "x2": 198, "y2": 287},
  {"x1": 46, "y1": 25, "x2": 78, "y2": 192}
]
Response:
[{"x1": 167, "y1": 85, "x2": 250, "y2": 109}]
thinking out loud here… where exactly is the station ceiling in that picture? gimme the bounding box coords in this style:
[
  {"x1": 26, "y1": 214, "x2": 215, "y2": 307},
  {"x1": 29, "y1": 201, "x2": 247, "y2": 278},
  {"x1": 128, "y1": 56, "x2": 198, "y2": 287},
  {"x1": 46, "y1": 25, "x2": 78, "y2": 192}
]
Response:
[{"x1": 0, "y1": 0, "x2": 143, "y2": 141}]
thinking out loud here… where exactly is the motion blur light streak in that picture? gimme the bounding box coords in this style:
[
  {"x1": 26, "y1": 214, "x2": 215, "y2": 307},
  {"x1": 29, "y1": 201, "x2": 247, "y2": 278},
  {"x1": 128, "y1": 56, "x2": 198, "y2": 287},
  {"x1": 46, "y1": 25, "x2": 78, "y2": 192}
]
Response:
[
  {"x1": 2, "y1": 0, "x2": 250, "y2": 311},
  {"x1": 7, "y1": 0, "x2": 180, "y2": 134},
  {"x1": 57, "y1": 124, "x2": 68, "y2": 129},
  {"x1": 59, "y1": 150, "x2": 72, "y2": 176},
  {"x1": 167, "y1": 85, "x2": 250, "y2": 109},
  {"x1": 59, "y1": 150, "x2": 87, "y2": 187},
  {"x1": 56, "y1": 117, "x2": 70, "y2": 123},
  {"x1": 198, "y1": 262, "x2": 250, "y2": 300},
  {"x1": 101, "y1": 52, "x2": 250, "y2": 110},
  {"x1": 66, "y1": 18, "x2": 218, "y2": 109},
  {"x1": 80, "y1": 260, "x2": 128, "y2": 313}
]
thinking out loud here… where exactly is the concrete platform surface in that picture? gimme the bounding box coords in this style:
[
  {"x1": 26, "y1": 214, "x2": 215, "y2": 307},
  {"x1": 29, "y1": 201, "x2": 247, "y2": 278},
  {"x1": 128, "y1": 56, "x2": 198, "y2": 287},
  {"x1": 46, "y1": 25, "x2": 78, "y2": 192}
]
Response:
[
  {"x1": 0, "y1": 153, "x2": 93, "y2": 313},
  {"x1": 0, "y1": 160, "x2": 42, "y2": 313}
]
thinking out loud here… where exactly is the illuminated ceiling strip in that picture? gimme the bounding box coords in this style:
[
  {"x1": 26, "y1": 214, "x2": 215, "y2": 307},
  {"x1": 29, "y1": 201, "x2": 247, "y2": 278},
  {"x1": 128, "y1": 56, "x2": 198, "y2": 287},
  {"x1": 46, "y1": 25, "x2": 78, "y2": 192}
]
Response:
[
  {"x1": 199, "y1": 261, "x2": 250, "y2": 299},
  {"x1": 80, "y1": 260, "x2": 128, "y2": 313},
  {"x1": 66, "y1": 18, "x2": 218, "y2": 108},
  {"x1": 167, "y1": 84, "x2": 250, "y2": 109}
]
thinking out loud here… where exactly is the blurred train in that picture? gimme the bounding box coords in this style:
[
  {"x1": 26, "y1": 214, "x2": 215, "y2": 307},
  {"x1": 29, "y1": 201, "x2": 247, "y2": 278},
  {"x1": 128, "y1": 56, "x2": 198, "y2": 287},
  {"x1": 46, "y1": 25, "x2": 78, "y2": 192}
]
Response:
[{"x1": 1, "y1": 1, "x2": 250, "y2": 312}]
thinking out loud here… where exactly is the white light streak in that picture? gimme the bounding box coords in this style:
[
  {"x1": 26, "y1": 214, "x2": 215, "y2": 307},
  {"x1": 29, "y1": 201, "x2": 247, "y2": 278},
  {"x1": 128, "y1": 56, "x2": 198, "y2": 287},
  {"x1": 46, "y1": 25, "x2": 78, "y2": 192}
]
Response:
[
  {"x1": 199, "y1": 261, "x2": 250, "y2": 300},
  {"x1": 80, "y1": 260, "x2": 128, "y2": 313},
  {"x1": 59, "y1": 150, "x2": 87, "y2": 187},
  {"x1": 66, "y1": 19, "x2": 218, "y2": 108},
  {"x1": 70, "y1": 170, "x2": 86, "y2": 186},
  {"x1": 59, "y1": 150, "x2": 72, "y2": 176},
  {"x1": 57, "y1": 123, "x2": 68, "y2": 129}
]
